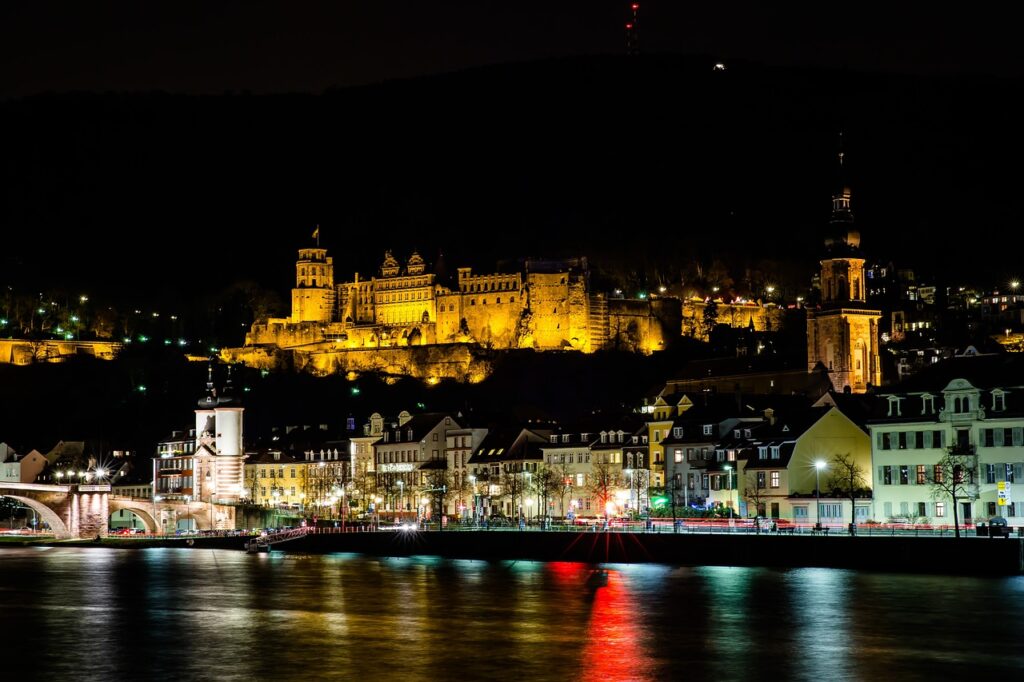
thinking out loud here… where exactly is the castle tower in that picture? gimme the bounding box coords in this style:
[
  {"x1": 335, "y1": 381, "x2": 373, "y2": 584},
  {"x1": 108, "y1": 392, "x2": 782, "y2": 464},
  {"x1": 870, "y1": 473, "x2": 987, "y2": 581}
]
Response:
[
  {"x1": 291, "y1": 246, "x2": 335, "y2": 323},
  {"x1": 806, "y1": 146, "x2": 882, "y2": 393}
]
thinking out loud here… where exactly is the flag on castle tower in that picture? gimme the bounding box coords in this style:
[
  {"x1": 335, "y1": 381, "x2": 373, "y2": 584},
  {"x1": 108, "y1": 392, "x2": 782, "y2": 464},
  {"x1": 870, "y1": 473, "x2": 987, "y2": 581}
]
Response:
[{"x1": 312, "y1": 225, "x2": 320, "y2": 239}]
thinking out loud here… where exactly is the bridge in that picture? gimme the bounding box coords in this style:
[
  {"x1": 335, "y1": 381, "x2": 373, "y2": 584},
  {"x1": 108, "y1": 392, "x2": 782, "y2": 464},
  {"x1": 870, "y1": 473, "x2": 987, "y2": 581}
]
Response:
[{"x1": 0, "y1": 482, "x2": 236, "y2": 539}]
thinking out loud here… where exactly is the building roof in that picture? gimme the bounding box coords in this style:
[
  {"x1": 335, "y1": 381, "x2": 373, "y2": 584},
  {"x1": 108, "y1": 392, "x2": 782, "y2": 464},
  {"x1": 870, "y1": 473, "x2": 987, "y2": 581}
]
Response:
[
  {"x1": 468, "y1": 427, "x2": 551, "y2": 464},
  {"x1": 245, "y1": 450, "x2": 302, "y2": 466},
  {"x1": 45, "y1": 440, "x2": 86, "y2": 466},
  {"x1": 881, "y1": 351, "x2": 1024, "y2": 394},
  {"x1": 378, "y1": 413, "x2": 458, "y2": 446}
]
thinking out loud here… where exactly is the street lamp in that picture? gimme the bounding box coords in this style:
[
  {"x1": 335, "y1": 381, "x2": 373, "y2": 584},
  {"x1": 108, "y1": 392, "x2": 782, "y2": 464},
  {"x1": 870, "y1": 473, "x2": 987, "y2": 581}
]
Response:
[
  {"x1": 723, "y1": 464, "x2": 733, "y2": 519},
  {"x1": 153, "y1": 495, "x2": 163, "y2": 535},
  {"x1": 397, "y1": 480, "x2": 405, "y2": 521},
  {"x1": 814, "y1": 460, "x2": 826, "y2": 531},
  {"x1": 184, "y1": 494, "x2": 193, "y2": 532},
  {"x1": 623, "y1": 467, "x2": 634, "y2": 517},
  {"x1": 468, "y1": 474, "x2": 477, "y2": 525}
]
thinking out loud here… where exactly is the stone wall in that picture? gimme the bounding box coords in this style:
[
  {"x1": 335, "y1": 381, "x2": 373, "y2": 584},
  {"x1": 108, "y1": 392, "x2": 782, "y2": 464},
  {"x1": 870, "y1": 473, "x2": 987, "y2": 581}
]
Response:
[{"x1": 681, "y1": 299, "x2": 785, "y2": 340}]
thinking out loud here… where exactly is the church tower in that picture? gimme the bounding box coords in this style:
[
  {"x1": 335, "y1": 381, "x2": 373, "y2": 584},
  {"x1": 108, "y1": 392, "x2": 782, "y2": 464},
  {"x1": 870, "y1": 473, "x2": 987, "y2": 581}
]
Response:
[
  {"x1": 291, "y1": 244, "x2": 335, "y2": 323},
  {"x1": 806, "y1": 145, "x2": 882, "y2": 393}
]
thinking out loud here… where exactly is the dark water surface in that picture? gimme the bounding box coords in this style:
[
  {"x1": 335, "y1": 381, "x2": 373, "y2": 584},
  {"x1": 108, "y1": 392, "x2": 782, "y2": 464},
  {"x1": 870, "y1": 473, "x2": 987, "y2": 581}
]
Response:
[{"x1": 1, "y1": 547, "x2": 1022, "y2": 681}]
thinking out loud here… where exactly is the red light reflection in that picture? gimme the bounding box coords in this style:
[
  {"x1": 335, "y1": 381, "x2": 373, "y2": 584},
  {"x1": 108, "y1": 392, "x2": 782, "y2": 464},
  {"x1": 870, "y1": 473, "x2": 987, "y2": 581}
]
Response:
[{"x1": 580, "y1": 570, "x2": 650, "y2": 681}]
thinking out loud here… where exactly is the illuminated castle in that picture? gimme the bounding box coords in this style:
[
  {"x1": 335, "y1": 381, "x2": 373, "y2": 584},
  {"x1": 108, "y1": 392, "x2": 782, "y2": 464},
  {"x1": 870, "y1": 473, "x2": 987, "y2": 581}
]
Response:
[{"x1": 224, "y1": 247, "x2": 682, "y2": 379}]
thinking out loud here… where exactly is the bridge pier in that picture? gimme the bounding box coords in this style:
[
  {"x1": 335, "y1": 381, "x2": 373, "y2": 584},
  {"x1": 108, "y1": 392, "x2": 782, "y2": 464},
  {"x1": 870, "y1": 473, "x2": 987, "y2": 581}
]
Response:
[{"x1": 0, "y1": 483, "x2": 111, "y2": 539}]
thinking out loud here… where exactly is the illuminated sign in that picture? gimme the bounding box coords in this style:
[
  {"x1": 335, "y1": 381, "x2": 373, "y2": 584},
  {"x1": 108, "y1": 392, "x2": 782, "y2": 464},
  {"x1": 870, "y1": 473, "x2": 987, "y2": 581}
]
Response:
[
  {"x1": 379, "y1": 464, "x2": 415, "y2": 473},
  {"x1": 78, "y1": 485, "x2": 112, "y2": 492}
]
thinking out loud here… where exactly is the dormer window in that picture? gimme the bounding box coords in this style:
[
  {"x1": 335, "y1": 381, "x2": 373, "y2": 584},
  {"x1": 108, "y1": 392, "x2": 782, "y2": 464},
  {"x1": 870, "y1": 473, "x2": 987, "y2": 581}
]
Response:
[
  {"x1": 770, "y1": 446, "x2": 780, "y2": 459},
  {"x1": 758, "y1": 446, "x2": 768, "y2": 459},
  {"x1": 673, "y1": 427, "x2": 683, "y2": 438},
  {"x1": 550, "y1": 435, "x2": 558, "y2": 443},
  {"x1": 734, "y1": 430, "x2": 741, "y2": 439},
  {"x1": 887, "y1": 396, "x2": 903, "y2": 417},
  {"x1": 562, "y1": 434, "x2": 570, "y2": 443},
  {"x1": 744, "y1": 429, "x2": 752, "y2": 438},
  {"x1": 703, "y1": 425, "x2": 713, "y2": 436},
  {"x1": 922, "y1": 394, "x2": 935, "y2": 415},
  {"x1": 993, "y1": 390, "x2": 1006, "y2": 412},
  {"x1": 601, "y1": 432, "x2": 608, "y2": 443}
]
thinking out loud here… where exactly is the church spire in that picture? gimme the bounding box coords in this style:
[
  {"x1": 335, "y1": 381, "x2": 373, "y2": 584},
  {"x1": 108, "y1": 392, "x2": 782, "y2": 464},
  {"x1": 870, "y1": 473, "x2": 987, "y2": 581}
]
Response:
[
  {"x1": 830, "y1": 131, "x2": 853, "y2": 225},
  {"x1": 824, "y1": 132, "x2": 860, "y2": 252},
  {"x1": 197, "y1": 359, "x2": 218, "y2": 408},
  {"x1": 217, "y1": 364, "x2": 242, "y2": 406}
]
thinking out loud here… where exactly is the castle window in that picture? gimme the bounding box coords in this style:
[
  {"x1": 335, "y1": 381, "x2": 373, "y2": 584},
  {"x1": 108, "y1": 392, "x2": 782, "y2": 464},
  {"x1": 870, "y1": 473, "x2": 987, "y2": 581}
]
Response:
[
  {"x1": 497, "y1": 297, "x2": 501, "y2": 304},
  {"x1": 511, "y1": 297, "x2": 516, "y2": 303},
  {"x1": 887, "y1": 396, "x2": 902, "y2": 417},
  {"x1": 483, "y1": 299, "x2": 487, "y2": 305},
  {"x1": 922, "y1": 394, "x2": 935, "y2": 414},
  {"x1": 993, "y1": 390, "x2": 1006, "y2": 412},
  {"x1": 470, "y1": 299, "x2": 475, "y2": 305}
]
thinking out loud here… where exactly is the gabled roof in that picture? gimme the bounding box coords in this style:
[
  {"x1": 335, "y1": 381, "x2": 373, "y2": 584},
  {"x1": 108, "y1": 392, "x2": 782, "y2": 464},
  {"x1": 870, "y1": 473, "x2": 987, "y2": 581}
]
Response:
[
  {"x1": 378, "y1": 413, "x2": 458, "y2": 446},
  {"x1": 244, "y1": 450, "x2": 302, "y2": 466},
  {"x1": 45, "y1": 440, "x2": 85, "y2": 465},
  {"x1": 814, "y1": 391, "x2": 873, "y2": 428},
  {"x1": 468, "y1": 427, "x2": 551, "y2": 464}
]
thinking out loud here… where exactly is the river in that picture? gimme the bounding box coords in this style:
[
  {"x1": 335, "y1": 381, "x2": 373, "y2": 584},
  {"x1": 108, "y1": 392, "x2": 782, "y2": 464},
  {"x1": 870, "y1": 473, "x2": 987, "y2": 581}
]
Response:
[{"x1": 0, "y1": 547, "x2": 1022, "y2": 680}]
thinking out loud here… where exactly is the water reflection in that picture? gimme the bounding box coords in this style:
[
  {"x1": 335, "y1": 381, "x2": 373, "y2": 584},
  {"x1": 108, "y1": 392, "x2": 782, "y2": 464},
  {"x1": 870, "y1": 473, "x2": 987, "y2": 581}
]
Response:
[{"x1": 1, "y1": 548, "x2": 1023, "y2": 680}]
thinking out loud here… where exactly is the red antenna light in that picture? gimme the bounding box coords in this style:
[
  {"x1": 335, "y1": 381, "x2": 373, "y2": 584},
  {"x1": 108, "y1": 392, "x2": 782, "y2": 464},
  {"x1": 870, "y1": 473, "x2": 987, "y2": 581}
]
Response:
[{"x1": 625, "y1": 1, "x2": 640, "y2": 55}]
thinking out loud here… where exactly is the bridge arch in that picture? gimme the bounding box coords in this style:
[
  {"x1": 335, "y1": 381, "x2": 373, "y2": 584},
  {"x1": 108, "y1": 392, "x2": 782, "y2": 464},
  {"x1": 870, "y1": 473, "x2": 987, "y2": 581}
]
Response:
[
  {"x1": 0, "y1": 494, "x2": 71, "y2": 539},
  {"x1": 107, "y1": 499, "x2": 158, "y2": 533}
]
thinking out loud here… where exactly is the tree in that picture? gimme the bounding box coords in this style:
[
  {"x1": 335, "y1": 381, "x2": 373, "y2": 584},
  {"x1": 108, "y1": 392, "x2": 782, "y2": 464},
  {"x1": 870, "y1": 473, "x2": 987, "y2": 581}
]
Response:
[
  {"x1": 422, "y1": 467, "x2": 452, "y2": 525},
  {"x1": 702, "y1": 300, "x2": 719, "y2": 339},
  {"x1": 555, "y1": 462, "x2": 575, "y2": 517},
  {"x1": 244, "y1": 468, "x2": 261, "y2": 503},
  {"x1": 929, "y1": 443, "x2": 979, "y2": 538},
  {"x1": 587, "y1": 460, "x2": 622, "y2": 524},
  {"x1": 533, "y1": 464, "x2": 559, "y2": 526},
  {"x1": 743, "y1": 471, "x2": 767, "y2": 533},
  {"x1": 350, "y1": 457, "x2": 377, "y2": 516},
  {"x1": 827, "y1": 452, "x2": 869, "y2": 535},
  {"x1": 449, "y1": 470, "x2": 473, "y2": 520},
  {"x1": 500, "y1": 466, "x2": 526, "y2": 520}
]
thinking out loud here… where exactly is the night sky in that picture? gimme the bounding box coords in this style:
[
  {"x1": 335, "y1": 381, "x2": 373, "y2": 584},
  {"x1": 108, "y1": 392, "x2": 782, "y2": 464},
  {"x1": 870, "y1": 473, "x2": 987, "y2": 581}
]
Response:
[{"x1": 3, "y1": 1, "x2": 1024, "y2": 300}]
